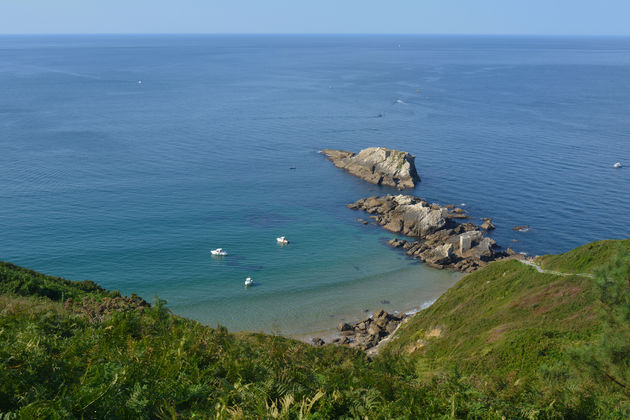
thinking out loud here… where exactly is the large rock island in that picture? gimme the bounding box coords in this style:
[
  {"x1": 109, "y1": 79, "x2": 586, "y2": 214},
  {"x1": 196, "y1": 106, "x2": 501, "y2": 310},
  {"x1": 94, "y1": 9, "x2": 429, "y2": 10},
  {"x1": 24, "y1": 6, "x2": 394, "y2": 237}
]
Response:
[
  {"x1": 349, "y1": 195, "x2": 512, "y2": 272},
  {"x1": 321, "y1": 147, "x2": 420, "y2": 189}
]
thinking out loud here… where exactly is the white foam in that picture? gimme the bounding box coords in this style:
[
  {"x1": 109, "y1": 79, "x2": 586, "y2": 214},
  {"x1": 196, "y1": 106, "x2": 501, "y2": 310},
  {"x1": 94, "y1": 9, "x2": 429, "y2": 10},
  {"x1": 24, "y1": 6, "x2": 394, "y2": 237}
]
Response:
[
  {"x1": 404, "y1": 299, "x2": 437, "y2": 316},
  {"x1": 420, "y1": 299, "x2": 437, "y2": 309}
]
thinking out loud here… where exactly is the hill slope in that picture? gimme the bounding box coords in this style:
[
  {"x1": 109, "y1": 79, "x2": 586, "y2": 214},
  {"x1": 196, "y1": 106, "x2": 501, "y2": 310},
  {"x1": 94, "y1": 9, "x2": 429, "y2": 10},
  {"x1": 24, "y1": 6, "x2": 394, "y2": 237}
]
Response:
[
  {"x1": 383, "y1": 239, "x2": 630, "y2": 416},
  {"x1": 1, "y1": 240, "x2": 629, "y2": 418},
  {"x1": 537, "y1": 239, "x2": 630, "y2": 274}
]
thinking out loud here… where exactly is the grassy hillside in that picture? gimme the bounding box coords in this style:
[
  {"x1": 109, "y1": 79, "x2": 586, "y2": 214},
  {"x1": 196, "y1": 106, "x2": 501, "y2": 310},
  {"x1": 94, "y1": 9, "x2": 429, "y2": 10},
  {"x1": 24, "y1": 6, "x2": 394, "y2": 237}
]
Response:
[
  {"x1": 0, "y1": 263, "x2": 476, "y2": 418},
  {"x1": 384, "y1": 259, "x2": 598, "y2": 375},
  {"x1": 0, "y1": 261, "x2": 117, "y2": 301},
  {"x1": 383, "y1": 239, "x2": 630, "y2": 417},
  {"x1": 537, "y1": 239, "x2": 630, "y2": 274},
  {"x1": 1, "y1": 241, "x2": 629, "y2": 418}
]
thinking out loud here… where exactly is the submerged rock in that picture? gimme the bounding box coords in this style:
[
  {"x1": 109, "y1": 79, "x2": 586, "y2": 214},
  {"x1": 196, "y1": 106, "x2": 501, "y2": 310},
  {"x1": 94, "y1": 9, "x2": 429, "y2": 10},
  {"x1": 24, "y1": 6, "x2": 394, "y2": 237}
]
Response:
[{"x1": 321, "y1": 147, "x2": 420, "y2": 189}]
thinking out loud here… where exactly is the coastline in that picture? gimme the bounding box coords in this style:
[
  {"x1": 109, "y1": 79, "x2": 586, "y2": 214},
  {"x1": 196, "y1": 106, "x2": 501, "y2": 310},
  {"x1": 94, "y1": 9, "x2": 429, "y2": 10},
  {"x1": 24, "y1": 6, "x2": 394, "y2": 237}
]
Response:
[
  {"x1": 293, "y1": 148, "x2": 498, "y2": 346},
  {"x1": 289, "y1": 293, "x2": 443, "y2": 346},
  {"x1": 170, "y1": 255, "x2": 463, "y2": 337}
]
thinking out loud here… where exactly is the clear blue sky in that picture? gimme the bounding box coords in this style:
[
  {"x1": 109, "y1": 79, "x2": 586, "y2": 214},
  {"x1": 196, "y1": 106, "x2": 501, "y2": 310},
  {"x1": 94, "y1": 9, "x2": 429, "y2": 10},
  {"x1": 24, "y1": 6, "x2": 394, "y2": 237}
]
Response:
[{"x1": 2, "y1": 0, "x2": 629, "y2": 36}]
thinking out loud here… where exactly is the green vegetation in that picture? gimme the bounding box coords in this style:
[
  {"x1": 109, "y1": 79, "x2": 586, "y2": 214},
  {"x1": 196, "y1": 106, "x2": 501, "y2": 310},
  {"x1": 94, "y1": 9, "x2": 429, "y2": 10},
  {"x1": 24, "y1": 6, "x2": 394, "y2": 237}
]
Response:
[
  {"x1": 0, "y1": 262, "x2": 118, "y2": 301},
  {"x1": 1, "y1": 240, "x2": 629, "y2": 418},
  {"x1": 537, "y1": 239, "x2": 630, "y2": 274},
  {"x1": 571, "y1": 249, "x2": 630, "y2": 395}
]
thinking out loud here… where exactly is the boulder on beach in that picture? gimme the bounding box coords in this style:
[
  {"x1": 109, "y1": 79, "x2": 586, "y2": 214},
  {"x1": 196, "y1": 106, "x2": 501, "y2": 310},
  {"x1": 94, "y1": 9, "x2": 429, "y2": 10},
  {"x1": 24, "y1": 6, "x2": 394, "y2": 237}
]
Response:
[
  {"x1": 353, "y1": 334, "x2": 377, "y2": 350},
  {"x1": 321, "y1": 147, "x2": 420, "y2": 189},
  {"x1": 337, "y1": 322, "x2": 353, "y2": 332},
  {"x1": 333, "y1": 309, "x2": 405, "y2": 351},
  {"x1": 311, "y1": 337, "x2": 325, "y2": 346}
]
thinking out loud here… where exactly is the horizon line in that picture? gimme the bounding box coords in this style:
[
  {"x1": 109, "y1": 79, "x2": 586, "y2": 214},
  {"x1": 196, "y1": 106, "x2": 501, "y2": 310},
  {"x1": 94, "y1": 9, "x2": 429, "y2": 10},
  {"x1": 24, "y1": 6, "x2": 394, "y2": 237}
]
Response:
[{"x1": 1, "y1": 32, "x2": 630, "y2": 38}]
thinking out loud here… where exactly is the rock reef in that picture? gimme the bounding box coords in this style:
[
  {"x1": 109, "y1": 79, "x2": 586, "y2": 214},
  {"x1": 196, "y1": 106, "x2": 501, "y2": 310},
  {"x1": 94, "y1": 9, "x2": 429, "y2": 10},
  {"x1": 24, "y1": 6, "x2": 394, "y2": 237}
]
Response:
[
  {"x1": 348, "y1": 195, "x2": 509, "y2": 272},
  {"x1": 321, "y1": 147, "x2": 420, "y2": 190}
]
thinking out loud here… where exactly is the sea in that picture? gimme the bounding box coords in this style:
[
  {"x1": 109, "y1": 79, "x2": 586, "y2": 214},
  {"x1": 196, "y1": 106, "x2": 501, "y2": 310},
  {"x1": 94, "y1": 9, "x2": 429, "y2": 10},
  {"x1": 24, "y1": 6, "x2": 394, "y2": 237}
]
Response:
[{"x1": 1, "y1": 35, "x2": 629, "y2": 335}]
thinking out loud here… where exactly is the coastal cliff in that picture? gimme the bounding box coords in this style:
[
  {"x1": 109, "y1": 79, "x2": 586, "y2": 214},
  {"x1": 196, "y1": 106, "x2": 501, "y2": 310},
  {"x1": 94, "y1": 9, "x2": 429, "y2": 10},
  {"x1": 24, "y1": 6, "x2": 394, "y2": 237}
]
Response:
[
  {"x1": 349, "y1": 195, "x2": 509, "y2": 272},
  {"x1": 321, "y1": 147, "x2": 420, "y2": 189}
]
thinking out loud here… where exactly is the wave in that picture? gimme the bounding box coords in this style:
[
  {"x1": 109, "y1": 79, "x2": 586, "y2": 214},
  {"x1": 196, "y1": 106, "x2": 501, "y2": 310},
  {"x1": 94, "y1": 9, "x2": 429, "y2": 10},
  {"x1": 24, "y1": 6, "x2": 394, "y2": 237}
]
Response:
[{"x1": 404, "y1": 298, "x2": 437, "y2": 316}]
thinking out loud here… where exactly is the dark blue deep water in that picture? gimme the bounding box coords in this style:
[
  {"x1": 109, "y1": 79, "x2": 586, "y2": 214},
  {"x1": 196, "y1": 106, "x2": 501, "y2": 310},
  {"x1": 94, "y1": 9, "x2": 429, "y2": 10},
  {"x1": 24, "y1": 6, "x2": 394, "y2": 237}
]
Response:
[{"x1": 1, "y1": 35, "x2": 629, "y2": 334}]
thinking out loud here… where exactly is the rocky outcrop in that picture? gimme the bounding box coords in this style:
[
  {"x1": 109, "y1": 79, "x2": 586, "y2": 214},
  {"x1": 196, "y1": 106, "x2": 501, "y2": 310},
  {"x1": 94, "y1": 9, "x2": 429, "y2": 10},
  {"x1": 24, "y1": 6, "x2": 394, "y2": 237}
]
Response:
[
  {"x1": 330, "y1": 309, "x2": 406, "y2": 351},
  {"x1": 321, "y1": 147, "x2": 420, "y2": 190},
  {"x1": 311, "y1": 337, "x2": 325, "y2": 346},
  {"x1": 348, "y1": 195, "x2": 506, "y2": 272},
  {"x1": 349, "y1": 195, "x2": 446, "y2": 236},
  {"x1": 481, "y1": 218, "x2": 495, "y2": 231}
]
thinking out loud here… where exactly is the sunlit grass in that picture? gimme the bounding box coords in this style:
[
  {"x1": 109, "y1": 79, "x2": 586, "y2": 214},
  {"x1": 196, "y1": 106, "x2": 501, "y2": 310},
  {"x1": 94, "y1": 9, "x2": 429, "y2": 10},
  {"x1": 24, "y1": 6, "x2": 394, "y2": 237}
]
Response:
[{"x1": 1, "y1": 240, "x2": 629, "y2": 418}]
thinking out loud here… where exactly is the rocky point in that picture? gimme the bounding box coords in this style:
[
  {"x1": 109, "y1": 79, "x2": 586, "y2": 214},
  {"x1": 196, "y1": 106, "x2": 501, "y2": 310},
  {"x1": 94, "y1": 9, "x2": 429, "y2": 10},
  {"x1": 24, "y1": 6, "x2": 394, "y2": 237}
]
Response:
[{"x1": 348, "y1": 194, "x2": 513, "y2": 272}]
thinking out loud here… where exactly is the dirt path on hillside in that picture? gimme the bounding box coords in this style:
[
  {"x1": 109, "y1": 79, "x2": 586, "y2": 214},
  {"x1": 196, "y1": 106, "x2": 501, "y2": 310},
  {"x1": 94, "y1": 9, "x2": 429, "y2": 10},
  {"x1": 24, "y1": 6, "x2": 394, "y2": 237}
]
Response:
[{"x1": 519, "y1": 259, "x2": 594, "y2": 278}]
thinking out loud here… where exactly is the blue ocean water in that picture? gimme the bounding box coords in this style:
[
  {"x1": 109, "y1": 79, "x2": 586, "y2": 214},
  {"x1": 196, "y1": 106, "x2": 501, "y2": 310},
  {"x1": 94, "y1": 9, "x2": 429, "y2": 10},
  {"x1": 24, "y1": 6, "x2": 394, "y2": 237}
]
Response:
[{"x1": 1, "y1": 35, "x2": 629, "y2": 334}]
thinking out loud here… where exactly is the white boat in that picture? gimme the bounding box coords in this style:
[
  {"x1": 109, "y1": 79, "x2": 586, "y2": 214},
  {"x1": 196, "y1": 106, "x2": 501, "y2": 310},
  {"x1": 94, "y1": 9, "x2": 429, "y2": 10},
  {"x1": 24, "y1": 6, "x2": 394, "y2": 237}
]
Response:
[
  {"x1": 276, "y1": 236, "x2": 289, "y2": 245},
  {"x1": 613, "y1": 162, "x2": 622, "y2": 168},
  {"x1": 244, "y1": 276, "x2": 253, "y2": 287},
  {"x1": 210, "y1": 248, "x2": 228, "y2": 256}
]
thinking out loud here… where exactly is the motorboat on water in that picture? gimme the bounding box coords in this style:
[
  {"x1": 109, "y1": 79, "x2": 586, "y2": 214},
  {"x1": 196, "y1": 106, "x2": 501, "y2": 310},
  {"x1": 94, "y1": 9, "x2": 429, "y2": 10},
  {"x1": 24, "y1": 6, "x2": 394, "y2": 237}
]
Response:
[
  {"x1": 211, "y1": 248, "x2": 228, "y2": 256},
  {"x1": 276, "y1": 236, "x2": 289, "y2": 245},
  {"x1": 245, "y1": 276, "x2": 253, "y2": 287},
  {"x1": 613, "y1": 162, "x2": 622, "y2": 168}
]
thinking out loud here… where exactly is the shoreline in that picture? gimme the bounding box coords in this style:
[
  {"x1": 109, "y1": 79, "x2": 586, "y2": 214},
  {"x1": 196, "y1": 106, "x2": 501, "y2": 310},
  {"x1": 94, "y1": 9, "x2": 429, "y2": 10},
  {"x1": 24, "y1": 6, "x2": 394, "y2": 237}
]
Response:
[
  {"x1": 171, "y1": 251, "x2": 463, "y2": 338},
  {"x1": 288, "y1": 168, "x2": 516, "y2": 346},
  {"x1": 290, "y1": 295, "x2": 440, "y2": 347},
  {"x1": 290, "y1": 252, "x2": 528, "y2": 347}
]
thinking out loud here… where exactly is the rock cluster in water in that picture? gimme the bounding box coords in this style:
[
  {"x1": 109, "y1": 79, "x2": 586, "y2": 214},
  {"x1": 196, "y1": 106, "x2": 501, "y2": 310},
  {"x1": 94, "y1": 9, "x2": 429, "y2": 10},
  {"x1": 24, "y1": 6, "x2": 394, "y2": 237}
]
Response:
[
  {"x1": 321, "y1": 147, "x2": 420, "y2": 190},
  {"x1": 348, "y1": 195, "x2": 510, "y2": 272},
  {"x1": 311, "y1": 309, "x2": 405, "y2": 351},
  {"x1": 310, "y1": 147, "x2": 521, "y2": 349}
]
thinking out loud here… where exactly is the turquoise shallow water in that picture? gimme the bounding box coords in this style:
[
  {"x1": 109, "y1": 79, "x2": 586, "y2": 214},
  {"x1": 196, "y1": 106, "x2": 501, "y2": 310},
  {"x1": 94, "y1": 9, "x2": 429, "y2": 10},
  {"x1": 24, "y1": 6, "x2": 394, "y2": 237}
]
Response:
[{"x1": 1, "y1": 35, "x2": 629, "y2": 334}]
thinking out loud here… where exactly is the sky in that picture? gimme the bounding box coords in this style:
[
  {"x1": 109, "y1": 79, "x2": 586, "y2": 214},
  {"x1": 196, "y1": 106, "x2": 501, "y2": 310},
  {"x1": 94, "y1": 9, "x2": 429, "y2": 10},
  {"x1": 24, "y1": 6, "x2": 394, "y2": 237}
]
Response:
[{"x1": 1, "y1": 0, "x2": 630, "y2": 36}]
